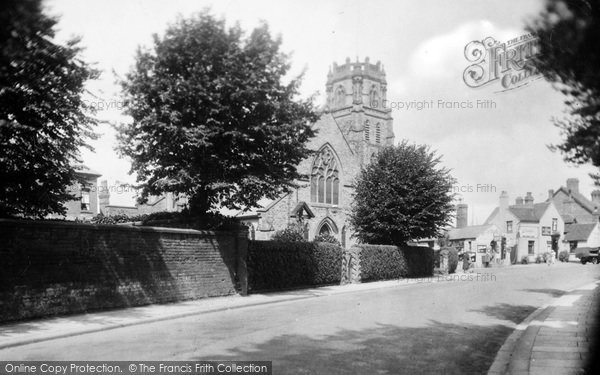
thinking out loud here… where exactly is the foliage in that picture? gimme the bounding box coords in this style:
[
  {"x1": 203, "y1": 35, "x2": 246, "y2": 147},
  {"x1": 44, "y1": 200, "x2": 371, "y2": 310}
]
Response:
[
  {"x1": 0, "y1": 0, "x2": 99, "y2": 218},
  {"x1": 358, "y1": 245, "x2": 407, "y2": 281},
  {"x1": 350, "y1": 142, "x2": 455, "y2": 246},
  {"x1": 91, "y1": 213, "x2": 146, "y2": 225},
  {"x1": 447, "y1": 247, "x2": 459, "y2": 274},
  {"x1": 529, "y1": 1, "x2": 600, "y2": 183},
  {"x1": 535, "y1": 254, "x2": 543, "y2": 263},
  {"x1": 247, "y1": 241, "x2": 343, "y2": 291},
  {"x1": 313, "y1": 233, "x2": 341, "y2": 246},
  {"x1": 271, "y1": 226, "x2": 306, "y2": 242},
  {"x1": 559, "y1": 250, "x2": 570, "y2": 262},
  {"x1": 90, "y1": 211, "x2": 241, "y2": 230},
  {"x1": 521, "y1": 256, "x2": 529, "y2": 264},
  {"x1": 356, "y1": 244, "x2": 434, "y2": 281},
  {"x1": 117, "y1": 11, "x2": 318, "y2": 215},
  {"x1": 542, "y1": 252, "x2": 553, "y2": 262}
]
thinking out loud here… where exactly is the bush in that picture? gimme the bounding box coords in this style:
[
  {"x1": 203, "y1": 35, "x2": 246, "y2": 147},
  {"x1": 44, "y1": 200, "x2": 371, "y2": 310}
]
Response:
[
  {"x1": 90, "y1": 211, "x2": 242, "y2": 230},
  {"x1": 521, "y1": 256, "x2": 529, "y2": 264},
  {"x1": 535, "y1": 254, "x2": 543, "y2": 263},
  {"x1": 356, "y1": 244, "x2": 434, "y2": 281},
  {"x1": 542, "y1": 252, "x2": 552, "y2": 262},
  {"x1": 271, "y1": 226, "x2": 305, "y2": 242},
  {"x1": 313, "y1": 233, "x2": 340, "y2": 246},
  {"x1": 447, "y1": 247, "x2": 459, "y2": 274},
  {"x1": 247, "y1": 241, "x2": 343, "y2": 291},
  {"x1": 559, "y1": 250, "x2": 570, "y2": 262}
]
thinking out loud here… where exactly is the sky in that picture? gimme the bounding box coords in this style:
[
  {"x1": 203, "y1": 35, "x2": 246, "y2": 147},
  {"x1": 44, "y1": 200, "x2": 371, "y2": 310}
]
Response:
[{"x1": 45, "y1": 0, "x2": 599, "y2": 222}]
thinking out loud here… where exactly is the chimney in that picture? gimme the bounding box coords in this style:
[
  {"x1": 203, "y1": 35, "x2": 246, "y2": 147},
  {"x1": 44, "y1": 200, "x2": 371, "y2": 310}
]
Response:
[
  {"x1": 515, "y1": 196, "x2": 524, "y2": 205},
  {"x1": 548, "y1": 189, "x2": 554, "y2": 200},
  {"x1": 524, "y1": 192, "x2": 534, "y2": 206},
  {"x1": 456, "y1": 203, "x2": 468, "y2": 228},
  {"x1": 592, "y1": 190, "x2": 600, "y2": 204},
  {"x1": 567, "y1": 178, "x2": 579, "y2": 194},
  {"x1": 98, "y1": 180, "x2": 110, "y2": 214},
  {"x1": 499, "y1": 191, "x2": 509, "y2": 211}
]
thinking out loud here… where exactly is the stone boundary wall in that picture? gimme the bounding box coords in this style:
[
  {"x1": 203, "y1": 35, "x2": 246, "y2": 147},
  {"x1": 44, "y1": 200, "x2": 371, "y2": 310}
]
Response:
[{"x1": 0, "y1": 219, "x2": 248, "y2": 322}]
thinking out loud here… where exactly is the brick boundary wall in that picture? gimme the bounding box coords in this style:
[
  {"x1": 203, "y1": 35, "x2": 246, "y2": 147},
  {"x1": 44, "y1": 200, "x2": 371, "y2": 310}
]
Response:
[{"x1": 0, "y1": 219, "x2": 248, "y2": 322}]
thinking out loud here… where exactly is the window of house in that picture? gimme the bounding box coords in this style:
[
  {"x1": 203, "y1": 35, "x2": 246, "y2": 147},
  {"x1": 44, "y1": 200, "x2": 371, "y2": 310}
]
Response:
[
  {"x1": 477, "y1": 245, "x2": 487, "y2": 253},
  {"x1": 506, "y1": 221, "x2": 513, "y2": 233},
  {"x1": 570, "y1": 241, "x2": 578, "y2": 253},
  {"x1": 310, "y1": 146, "x2": 340, "y2": 205},
  {"x1": 81, "y1": 189, "x2": 90, "y2": 211},
  {"x1": 552, "y1": 218, "x2": 558, "y2": 232},
  {"x1": 528, "y1": 240, "x2": 535, "y2": 255}
]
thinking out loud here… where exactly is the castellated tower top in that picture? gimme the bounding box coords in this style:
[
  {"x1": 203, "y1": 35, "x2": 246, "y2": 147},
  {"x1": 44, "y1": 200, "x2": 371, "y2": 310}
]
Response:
[
  {"x1": 327, "y1": 56, "x2": 386, "y2": 85},
  {"x1": 325, "y1": 57, "x2": 389, "y2": 112}
]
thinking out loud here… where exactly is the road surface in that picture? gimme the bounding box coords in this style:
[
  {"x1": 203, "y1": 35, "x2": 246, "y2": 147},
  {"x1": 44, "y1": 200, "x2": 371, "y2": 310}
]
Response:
[{"x1": 1, "y1": 263, "x2": 599, "y2": 374}]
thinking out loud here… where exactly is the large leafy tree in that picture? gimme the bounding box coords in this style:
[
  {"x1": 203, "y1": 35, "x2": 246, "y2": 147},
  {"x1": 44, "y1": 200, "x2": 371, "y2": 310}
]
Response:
[
  {"x1": 0, "y1": 0, "x2": 98, "y2": 218},
  {"x1": 529, "y1": 0, "x2": 600, "y2": 182},
  {"x1": 350, "y1": 142, "x2": 455, "y2": 246},
  {"x1": 117, "y1": 12, "x2": 318, "y2": 215}
]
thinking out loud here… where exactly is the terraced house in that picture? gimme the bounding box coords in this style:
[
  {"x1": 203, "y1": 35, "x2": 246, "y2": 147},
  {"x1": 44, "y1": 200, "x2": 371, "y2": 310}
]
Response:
[{"x1": 237, "y1": 58, "x2": 395, "y2": 248}]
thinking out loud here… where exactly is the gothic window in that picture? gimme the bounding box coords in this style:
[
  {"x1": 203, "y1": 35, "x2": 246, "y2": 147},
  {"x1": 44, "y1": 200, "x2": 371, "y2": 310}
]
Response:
[
  {"x1": 364, "y1": 120, "x2": 370, "y2": 142},
  {"x1": 335, "y1": 86, "x2": 346, "y2": 107},
  {"x1": 369, "y1": 86, "x2": 380, "y2": 108},
  {"x1": 375, "y1": 122, "x2": 381, "y2": 144},
  {"x1": 311, "y1": 146, "x2": 340, "y2": 205}
]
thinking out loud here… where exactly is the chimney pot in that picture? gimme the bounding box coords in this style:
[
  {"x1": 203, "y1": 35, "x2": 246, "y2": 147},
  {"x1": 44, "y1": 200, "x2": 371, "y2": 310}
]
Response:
[
  {"x1": 524, "y1": 192, "x2": 534, "y2": 206},
  {"x1": 567, "y1": 178, "x2": 579, "y2": 194}
]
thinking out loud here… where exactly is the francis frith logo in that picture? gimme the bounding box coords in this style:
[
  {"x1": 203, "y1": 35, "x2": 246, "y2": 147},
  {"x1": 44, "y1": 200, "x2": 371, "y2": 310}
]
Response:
[{"x1": 463, "y1": 33, "x2": 542, "y2": 92}]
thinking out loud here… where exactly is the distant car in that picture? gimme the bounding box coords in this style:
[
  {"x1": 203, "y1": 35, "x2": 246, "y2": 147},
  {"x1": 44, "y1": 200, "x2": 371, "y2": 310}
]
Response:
[{"x1": 575, "y1": 247, "x2": 599, "y2": 264}]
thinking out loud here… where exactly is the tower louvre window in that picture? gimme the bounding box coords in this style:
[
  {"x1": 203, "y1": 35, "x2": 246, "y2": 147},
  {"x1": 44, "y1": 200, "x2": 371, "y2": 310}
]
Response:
[
  {"x1": 364, "y1": 121, "x2": 370, "y2": 142},
  {"x1": 375, "y1": 123, "x2": 381, "y2": 144},
  {"x1": 311, "y1": 146, "x2": 340, "y2": 205}
]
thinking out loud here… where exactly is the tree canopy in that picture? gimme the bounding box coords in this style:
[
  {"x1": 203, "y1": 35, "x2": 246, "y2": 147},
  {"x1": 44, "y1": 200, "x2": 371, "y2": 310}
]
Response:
[
  {"x1": 117, "y1": 11, "x2": 318, "y2": 215},
  {"x1": 0, "y1": 0, "x2": 98, "y2": 218},
  {"x1": 350, "y1": 142, "x2": 455, "y2": 246},
  {"x1": 529, "y1": 0, "x2": 600, "y2": 182}
]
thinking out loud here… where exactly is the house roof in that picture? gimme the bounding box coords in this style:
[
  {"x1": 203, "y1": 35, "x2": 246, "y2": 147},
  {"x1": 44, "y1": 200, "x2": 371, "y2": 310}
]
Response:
[
  {"x1": 564, "y1": 223, "x2": 597, "y2": 241},
  {"x1": 553, "y1": 186, "x2": 598, "y2": 214},
  {"x1": 448, "y1": 224, "x2": 496, "y2": 240},
  {"x1": 508, "y1": 202, "x2": 550, "y2": 223}
]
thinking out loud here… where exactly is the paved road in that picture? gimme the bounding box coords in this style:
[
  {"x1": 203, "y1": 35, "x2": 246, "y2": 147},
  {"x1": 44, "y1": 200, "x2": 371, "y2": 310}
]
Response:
[{"x1": 1, "y1": 263, "x2": 599, "y2": 374}]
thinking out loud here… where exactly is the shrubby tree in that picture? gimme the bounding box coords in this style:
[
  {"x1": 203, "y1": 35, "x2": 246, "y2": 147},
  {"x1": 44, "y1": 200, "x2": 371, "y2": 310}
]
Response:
[
  {"x1": 350, "y1": 141, "x2": 455, "y2": 246},
  {"x1": 0, "y1": 0, "x2": 98, "y2": 218},
  {"x1": 529, "y1": 0, "x2": 600, "y2": 182},
  {"x1": 117, "y1": 11, "x2": 318, "y2": 215}
]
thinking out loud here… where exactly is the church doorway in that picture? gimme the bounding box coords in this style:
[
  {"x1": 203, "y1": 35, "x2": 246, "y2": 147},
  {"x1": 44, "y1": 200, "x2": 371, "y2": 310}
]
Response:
[{"x1": 319, "y1": 224, "x2": 332, "y2": 236}]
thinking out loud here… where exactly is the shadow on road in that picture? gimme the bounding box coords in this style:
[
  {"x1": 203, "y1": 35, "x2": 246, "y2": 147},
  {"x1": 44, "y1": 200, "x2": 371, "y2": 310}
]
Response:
[
  {"x1": 520, "y1": 288, "x2": 567, "y2": 298},
  {"x1": 470, "y1": 303, "x2": 537, "y2": 324},
  {"x1": 199, "y1": 320, "x2": 514, "y2": 374}
]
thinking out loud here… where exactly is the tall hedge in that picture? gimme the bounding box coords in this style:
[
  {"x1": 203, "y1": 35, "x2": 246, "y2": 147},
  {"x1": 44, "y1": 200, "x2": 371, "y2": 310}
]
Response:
[
  {"x1": 248, "y1": 241, "x2": 343, "y2": 291},
  {"x1": 355, "y1": 244, "x2": 434, "y2": 281}
]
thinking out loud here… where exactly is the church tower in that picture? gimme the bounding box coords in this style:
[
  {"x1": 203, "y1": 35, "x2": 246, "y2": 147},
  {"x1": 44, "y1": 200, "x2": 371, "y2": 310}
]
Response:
[{"x1": 324, "y1": 57, "x2": 395, "y2": 165}]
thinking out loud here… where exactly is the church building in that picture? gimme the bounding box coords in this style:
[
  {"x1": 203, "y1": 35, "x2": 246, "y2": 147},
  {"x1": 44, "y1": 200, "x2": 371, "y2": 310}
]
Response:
[{"x1": 237, "y1": 57, "x2": 395, "y2": 248}]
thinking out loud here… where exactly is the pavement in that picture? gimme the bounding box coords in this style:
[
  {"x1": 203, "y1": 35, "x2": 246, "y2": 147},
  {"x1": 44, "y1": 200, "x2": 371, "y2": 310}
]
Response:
[
  {"x1": 488, "y1": 279, "x2": 600, "y2": 375},
  {"x1": 0, "y1": 277, "x2": 442, "y2": 350}
]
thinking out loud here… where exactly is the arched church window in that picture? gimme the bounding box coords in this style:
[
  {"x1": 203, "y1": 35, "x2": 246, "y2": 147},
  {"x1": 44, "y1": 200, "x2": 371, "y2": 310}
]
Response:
[
  {"x1": 375, "y1": 123, "x2": 381, "y2": 144},
  {"x1": 311, "y1": 146, "x2": 340, "y2": 205},
  {"x1": 364, "y1": 120, "x2": 370, "y2": 142},
  {"x1": 335, "y1": 86, "x2": 346, "y2": 107},
  {"x1": 369, "y1": 86, "x2": 380, "y2": 108}
]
